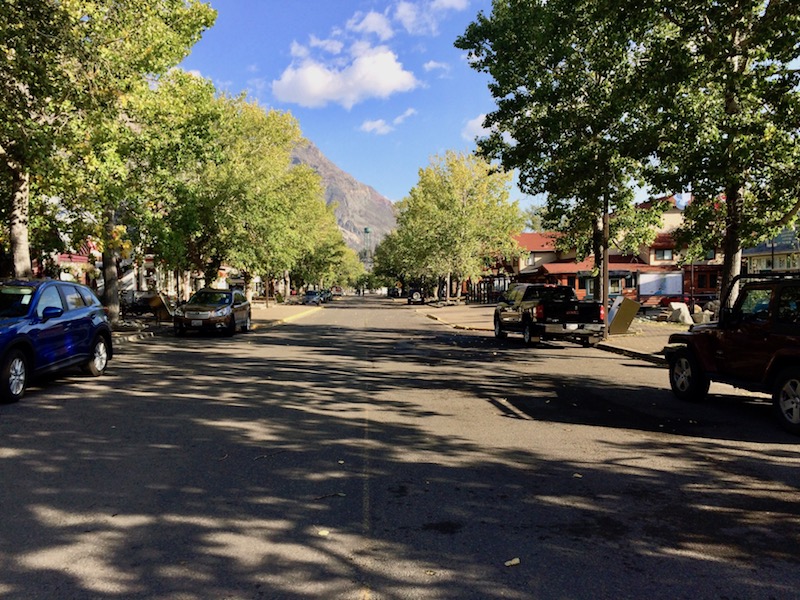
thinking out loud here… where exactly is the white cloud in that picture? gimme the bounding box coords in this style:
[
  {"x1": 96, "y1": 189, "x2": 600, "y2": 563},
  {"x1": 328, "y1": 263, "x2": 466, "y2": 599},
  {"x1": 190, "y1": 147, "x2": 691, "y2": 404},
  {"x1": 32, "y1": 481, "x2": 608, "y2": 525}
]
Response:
[
  {"x1": 360, "y1": 119, "x2": 393, "y2": 135},
  {"x1": 290, "y1": 41, "x2": 309, "y2": 58},
  {"x1": 246, "y1": 64, "x2": 259, "y2": 73},
  {"x1": 272, "y1": 44, "x2": 419, "y2": 109},
  {"x1": 347, "y1": 11, "x2": 394, "y2": 41},
  {"x1": 310, "y1": 35, "x2": 344, "y2": 55},
  {"x1": 393, "y1": 108, "x2": 417, "y2": 125},
  {"x1": 361, "y1": 109, "x2": 418, "y2": 135},
  {"x1": 394, "y1": 0, "x2": 469, "y2": 36},
  {"x1": 423, "y1": 60, "x2": 450, "y2": 76},
  {"x1": 432, "y1": 0, "x2": 469, "y2": 9},
  {"x1": 462, "y1": 113, "x2": 490, "y2": 141}
]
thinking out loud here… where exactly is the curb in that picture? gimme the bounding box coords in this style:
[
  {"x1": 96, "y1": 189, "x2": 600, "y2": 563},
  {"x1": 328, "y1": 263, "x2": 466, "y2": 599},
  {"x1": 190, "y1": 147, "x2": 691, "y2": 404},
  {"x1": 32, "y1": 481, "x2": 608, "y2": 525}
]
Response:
[{"x1": 425, "y1": 311, "x2": 667, "y2": 366}]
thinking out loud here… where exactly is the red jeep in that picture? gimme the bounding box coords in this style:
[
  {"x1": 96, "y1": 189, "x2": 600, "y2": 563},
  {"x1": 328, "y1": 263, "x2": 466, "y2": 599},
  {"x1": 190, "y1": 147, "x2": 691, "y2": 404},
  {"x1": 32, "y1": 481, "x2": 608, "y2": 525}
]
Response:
[{"x1": 664, "y1": 273, "x2": 800, "y2": 434}]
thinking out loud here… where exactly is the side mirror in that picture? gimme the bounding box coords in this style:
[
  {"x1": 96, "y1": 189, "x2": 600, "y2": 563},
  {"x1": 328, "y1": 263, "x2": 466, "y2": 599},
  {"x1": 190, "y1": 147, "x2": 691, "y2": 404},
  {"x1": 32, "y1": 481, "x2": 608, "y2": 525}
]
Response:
[{"x1": 41, "y1": 306, "x2": 64, "y2": 321}]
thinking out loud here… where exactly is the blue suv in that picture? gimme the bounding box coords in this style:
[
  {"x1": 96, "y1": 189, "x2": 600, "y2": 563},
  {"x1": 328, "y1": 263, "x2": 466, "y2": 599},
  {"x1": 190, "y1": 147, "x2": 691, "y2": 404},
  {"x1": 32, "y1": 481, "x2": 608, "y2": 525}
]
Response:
[{"x1": 0, "y1": 279, "x2": 113, "y2": 403}]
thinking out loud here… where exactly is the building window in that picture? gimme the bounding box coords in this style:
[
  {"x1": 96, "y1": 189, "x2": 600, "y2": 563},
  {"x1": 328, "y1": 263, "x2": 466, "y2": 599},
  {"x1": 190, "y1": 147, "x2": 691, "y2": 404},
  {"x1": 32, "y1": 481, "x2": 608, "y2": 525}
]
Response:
[
  {"x1": 655, "y1": 249, "x2": 673, "y2": 260},
  {"x1": 698, "y1": 273, "x2": 707, "y2": 289},
  {"x1": 526, "y1": 252, "x2": 535, "y2": 266},
  {"x1": 705, "y1": 249, "x2": 716, "y2": 260},
  {"x1": 567, "y1": 276, "x2": 576, "y2": 289}
]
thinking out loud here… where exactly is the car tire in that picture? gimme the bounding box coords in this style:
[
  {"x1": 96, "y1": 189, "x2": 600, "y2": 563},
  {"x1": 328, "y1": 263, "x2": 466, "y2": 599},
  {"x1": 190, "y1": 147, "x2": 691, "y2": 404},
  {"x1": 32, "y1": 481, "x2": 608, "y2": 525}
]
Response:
[
  {"x1": 772, "y1": 367, "x2": 800, "y2": 435},
  {"x1": 83, "y1": 336, "x2": 109, "y2": 377},
  {"x1": 522, "y1": 321, "x2": 536, "y2": 345},
  {"x1": 668, "y1": 347, "x2": 709, "y2": 402},
  {"x1": 240, "y1": 311, "x2": 251, "y2": 332},
  {"x1": 494, "y1": 316, "x2": 507, "y2": 339},
  {"x1": 1, "y1": 349, "x2": 27, "y2": 403}
]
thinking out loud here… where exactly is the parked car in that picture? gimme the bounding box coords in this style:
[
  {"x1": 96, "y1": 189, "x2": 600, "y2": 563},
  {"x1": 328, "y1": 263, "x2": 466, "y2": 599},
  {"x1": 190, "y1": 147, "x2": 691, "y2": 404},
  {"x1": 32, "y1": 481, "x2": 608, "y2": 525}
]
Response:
[
  {"x1": 173, "y1": 288, "x2": 251, "y2": 336},
  {"x1": 320, "y1": 289, "x2": 333, "y2": 303},
  {"x1": 494, "y1": 283, "x2": 605, "y2": 346},
  {"x1": 407, "y1": 288, "x2": 426, "y2": 305},
  {"x1": 0, "y1": 279, "x2": 113, "y2": 403},
  {"x1": 664, "y1": 272, "x2": 800, "y2": 434},
  {"x1": 331, "y1": 286, "x2": 343, "y2": 297},
  {"x1": 303, "y1": 290, "x2": 323, "y2": 305}
]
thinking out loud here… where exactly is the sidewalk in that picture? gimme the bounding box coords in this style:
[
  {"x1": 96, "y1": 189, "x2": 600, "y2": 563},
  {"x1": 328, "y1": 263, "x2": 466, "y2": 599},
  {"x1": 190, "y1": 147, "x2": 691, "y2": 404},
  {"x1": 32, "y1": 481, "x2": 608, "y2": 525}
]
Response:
[{"x1": 421, "y1": 302, "x2": 689, "y2": 365}]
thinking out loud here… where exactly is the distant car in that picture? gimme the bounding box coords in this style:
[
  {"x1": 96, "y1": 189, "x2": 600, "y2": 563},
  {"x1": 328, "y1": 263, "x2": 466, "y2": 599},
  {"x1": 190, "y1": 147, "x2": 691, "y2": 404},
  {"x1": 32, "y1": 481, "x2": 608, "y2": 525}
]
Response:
[
  {"x1": 407, "y1": 289, "x2": 426, "y2": 305},
  {"x1": 320, "y1": 289, "x2": 333, "y2": 303},
  {"x1": 173, "y1": 288, "x2": 251, "y2": 336},
  {"x1": 0, "y1": 279, "x2": 113, "y2": 403},
  {"x1": 303, "y1": 290, "x2": 323, "y2": 305},
  {"x1": 331, "y1": 286, "x2": 343, "y2": 296},
  {"x1": 388, "y1": 287, "x2": 401, "y2": 298}
]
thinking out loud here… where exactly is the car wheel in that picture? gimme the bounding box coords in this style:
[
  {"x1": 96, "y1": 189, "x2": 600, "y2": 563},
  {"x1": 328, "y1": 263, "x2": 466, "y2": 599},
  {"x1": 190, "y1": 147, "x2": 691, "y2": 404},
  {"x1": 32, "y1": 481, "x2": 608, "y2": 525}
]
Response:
[
  {"x1": 522, "y1": 321, "x2": 539, "y2": 346},
  {"x1": 240, "y1": 311, "x2": 251, "y2": 332},
  {"x1": 411, "y1": 291, "x2": 422, "y2": 303},
  {"x1": 83, "y1": 336, "x2": 109, "y2": 376},
  {"x1": 668, "y1": 347, "x2": 709, "y2": 402},
  {"x1": 494, "y1": 316, "x2": 507, "y2": 339},
  {"x1": 772, "y1": 367, "x2": 800, "y2": 434},
  {"x1": 1, "y1": 349, "x2": 27, "y2": 403}
]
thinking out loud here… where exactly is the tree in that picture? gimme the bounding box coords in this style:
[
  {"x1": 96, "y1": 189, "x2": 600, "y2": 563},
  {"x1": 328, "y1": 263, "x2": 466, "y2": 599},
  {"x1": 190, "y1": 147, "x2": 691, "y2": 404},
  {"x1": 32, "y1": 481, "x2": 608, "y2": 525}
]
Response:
[
  {"x1": 456, "y1": 0, "x2": 666, "y2": 311},
  {"x1": 623, "y1": 0, "x2": 800, "y2": 303},
  {"x1": 2, "y1": 0, "x2": 215, "y2": 320},
  {"x1": 1, "y1": 0, "x2": 76, "y2": 276},
  {"x1": 392, "y1": 151, "x2": 524, "y2": 300}
]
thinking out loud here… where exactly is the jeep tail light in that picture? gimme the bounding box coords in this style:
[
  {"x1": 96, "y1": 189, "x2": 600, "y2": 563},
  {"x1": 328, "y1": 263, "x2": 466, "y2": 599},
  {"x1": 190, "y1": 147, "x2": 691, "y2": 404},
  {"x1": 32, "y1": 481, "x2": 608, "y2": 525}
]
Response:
[
  {"x1": 599, "y1": 304, "x2": 605, "y2": 322},
  {"x1": 535, "y1": 304, "x2": 545, "y2": 320}
]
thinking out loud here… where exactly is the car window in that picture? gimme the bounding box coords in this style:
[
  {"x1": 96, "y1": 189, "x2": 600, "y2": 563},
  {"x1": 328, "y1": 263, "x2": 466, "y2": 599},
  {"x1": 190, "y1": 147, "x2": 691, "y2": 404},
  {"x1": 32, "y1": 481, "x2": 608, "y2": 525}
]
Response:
[
  {"x1": 738, "y1": 287, "x2": 771, "y2": 321},
  {"x1": 191, "y1": 291, "x2": 231, "y2": 305},
  {"x1": 234, "y1": 291, "x2": 246, "y2": 304},
  {"x1": 522, "y1": 286, "x2": 542, "y2": 301},
  {"x1": 36, "y1": 286, "x2": 65, "y2": 318},
  {"x1": 78, "y1": 286, "x2": 101, "y2": 307},
  {"x1": 0, "y1": 286, "x2": 35, "y2": 318},
  {"x1": 777, "y1": 286, "x2": 800, "y2": 324},
  {"x1": 61, "y1": 285, "x2": 86, "y2": 310}
]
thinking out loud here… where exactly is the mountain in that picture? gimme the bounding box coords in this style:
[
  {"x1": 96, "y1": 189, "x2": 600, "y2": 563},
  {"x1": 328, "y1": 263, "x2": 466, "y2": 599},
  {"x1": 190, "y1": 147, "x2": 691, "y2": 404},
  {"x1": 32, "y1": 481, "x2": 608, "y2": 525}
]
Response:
[{"x1": 292, "y1": 141, "x2": 396, "y2": 252}]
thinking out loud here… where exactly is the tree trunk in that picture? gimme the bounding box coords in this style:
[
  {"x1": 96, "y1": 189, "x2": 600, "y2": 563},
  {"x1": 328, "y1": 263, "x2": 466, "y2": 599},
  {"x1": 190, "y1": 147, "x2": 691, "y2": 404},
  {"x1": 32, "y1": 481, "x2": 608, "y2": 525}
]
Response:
[
  {"x1": 102, "y1": 250, "x2": 120, "y2": 324},
  {"x1": 720, "y1": 186, "x2": 744, "y2": 307},
  {"x1": 10, "y1": 168, "x2": 33, "y2": 279},
  {"x1": 445, "y1": 272, "x2": 451, "y2": 302},
  {"x1": 601, "y1": 196, "x2": 610, "y2": 340}
]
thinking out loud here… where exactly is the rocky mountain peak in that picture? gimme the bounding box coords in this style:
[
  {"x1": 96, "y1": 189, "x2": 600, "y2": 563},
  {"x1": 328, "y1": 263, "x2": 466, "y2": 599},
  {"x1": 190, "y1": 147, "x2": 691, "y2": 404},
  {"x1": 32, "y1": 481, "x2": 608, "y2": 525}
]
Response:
[{"x1": 292, "y1": 141, "x2": 396, "y2": 252}]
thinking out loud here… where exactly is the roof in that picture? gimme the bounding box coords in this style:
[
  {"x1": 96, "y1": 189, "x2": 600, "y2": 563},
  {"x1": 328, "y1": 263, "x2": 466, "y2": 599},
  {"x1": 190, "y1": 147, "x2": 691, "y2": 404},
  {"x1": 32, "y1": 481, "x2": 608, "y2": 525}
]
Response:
[
  {"x1": 536, "y1": 256, "x2": 676, "y2": 275},
  {"x1": 515, "y1": 232, "x2": 558, "y2": 252},
  {"x1": 651, "y1": 233, "x2": 676, "y2": 250}
]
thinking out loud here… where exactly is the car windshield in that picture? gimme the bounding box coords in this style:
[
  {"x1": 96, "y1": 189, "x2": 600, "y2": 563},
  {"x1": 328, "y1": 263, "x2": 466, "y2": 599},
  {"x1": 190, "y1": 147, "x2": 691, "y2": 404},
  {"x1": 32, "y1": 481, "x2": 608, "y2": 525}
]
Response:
[
  {"x1": 305, "y1": 291, "x2": 319, "y2": 296},
  {"x1": 190, "y1": 291, "x2": 231, "y2": 305},
  {"x1": 0, "y1": 286, "x2": 35, "y2": 318}
]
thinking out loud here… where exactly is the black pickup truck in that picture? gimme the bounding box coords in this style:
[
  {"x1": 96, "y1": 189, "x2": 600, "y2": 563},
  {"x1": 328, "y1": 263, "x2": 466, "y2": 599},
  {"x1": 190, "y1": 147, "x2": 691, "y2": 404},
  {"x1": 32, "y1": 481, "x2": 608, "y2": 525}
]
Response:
[
  {"x1": 664, "y1": 272, "x2": 800, "y2": 434},
  {"x1": 493, "y1": 283, "x2": 606, "y2": 346}
]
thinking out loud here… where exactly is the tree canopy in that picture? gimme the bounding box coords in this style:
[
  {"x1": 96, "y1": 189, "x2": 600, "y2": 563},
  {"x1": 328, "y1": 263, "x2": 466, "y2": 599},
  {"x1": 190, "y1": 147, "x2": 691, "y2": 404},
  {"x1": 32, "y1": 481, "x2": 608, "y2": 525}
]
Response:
[
  {"x1": 376, "y1": 151, "x2": 524, "y2": 299},
  {"x1": 458, "y1": 0, "x2": 800, "y2": 304}
]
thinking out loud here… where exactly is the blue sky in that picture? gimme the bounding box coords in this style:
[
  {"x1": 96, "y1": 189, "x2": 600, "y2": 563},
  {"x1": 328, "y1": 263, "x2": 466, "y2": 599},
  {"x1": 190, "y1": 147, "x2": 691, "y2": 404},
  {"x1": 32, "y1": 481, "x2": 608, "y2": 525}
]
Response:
[{"x1": 180, "y1": 0, "x2": 537, "y2": 208}]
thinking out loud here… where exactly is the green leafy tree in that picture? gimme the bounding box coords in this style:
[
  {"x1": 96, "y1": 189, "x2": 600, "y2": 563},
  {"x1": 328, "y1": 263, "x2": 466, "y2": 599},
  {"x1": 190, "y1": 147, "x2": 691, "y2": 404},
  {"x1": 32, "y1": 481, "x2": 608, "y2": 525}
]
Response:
[
  {"x1": 393, "y1": 151, "x2": 524, "y2": 300},
  {"x1": 456, "y1": 0, "x2": 666, "y2": 308},
  {"x1": 3, "y1": 0, "x2": 215, "y2": 320},
  {"x1": 623, "y1": 0, "x2": 800, "y2": 303},
  {"x1": 1, "y1": 0, "x2": 76, "y2": 276}
]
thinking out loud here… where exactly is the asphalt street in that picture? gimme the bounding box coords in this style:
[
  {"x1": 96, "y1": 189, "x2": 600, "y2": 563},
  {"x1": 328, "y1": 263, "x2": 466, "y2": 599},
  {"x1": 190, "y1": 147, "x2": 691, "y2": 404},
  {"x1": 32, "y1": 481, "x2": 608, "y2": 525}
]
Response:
[{"x1": 1, "y1": 296, "x2": 798, "y2": 599}]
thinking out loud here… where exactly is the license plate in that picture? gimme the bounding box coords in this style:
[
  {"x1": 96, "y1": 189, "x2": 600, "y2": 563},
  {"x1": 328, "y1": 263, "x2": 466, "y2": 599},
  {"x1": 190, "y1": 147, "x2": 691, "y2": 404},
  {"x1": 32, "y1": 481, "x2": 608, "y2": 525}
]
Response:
[
  {"x1": 191, "y1": 320, "x2": 203, "y2": 327},
  {"x1": 566, "y1": 323, "x2": 578, "y2": 330}
]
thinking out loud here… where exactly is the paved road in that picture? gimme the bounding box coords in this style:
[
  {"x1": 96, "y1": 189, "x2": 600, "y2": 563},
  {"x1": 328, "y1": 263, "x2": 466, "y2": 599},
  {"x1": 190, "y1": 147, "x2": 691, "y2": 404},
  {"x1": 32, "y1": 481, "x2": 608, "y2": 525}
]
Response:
[{"x1": 1, "y1": 296, "x2": 798, "y2": 599}]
